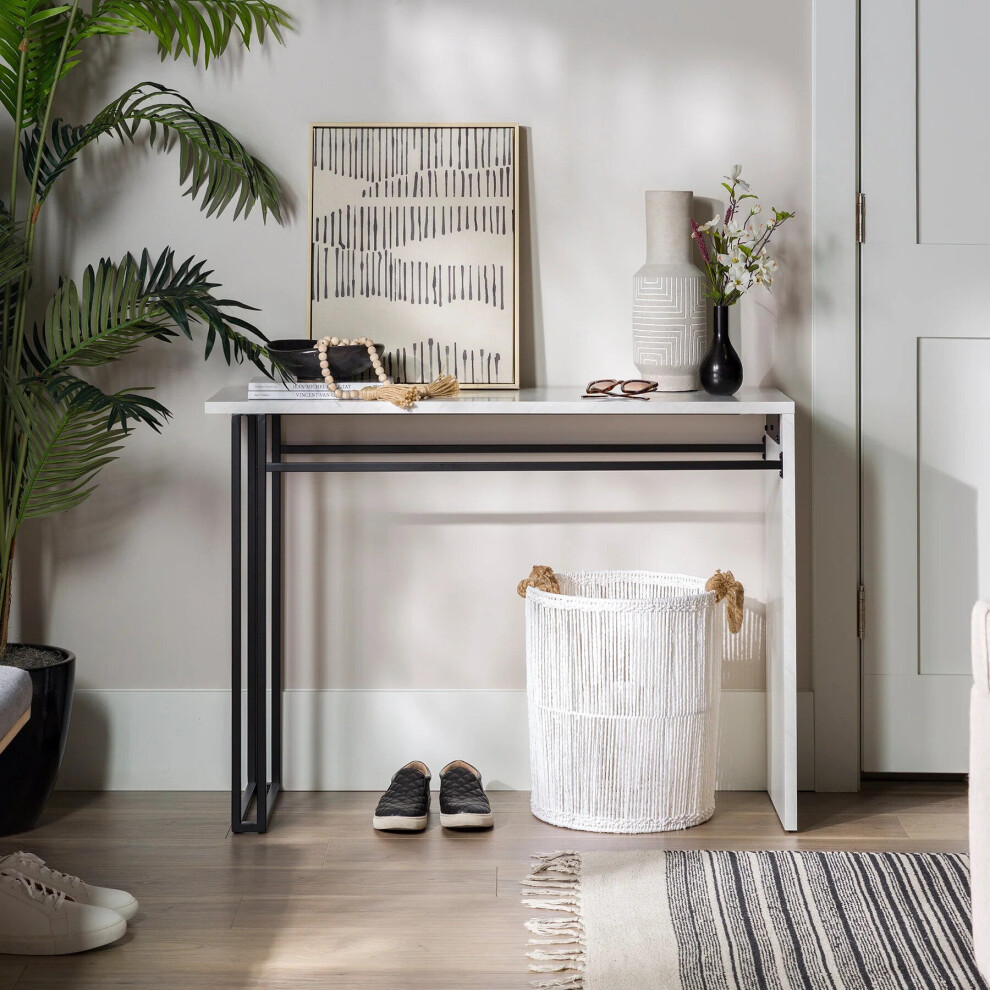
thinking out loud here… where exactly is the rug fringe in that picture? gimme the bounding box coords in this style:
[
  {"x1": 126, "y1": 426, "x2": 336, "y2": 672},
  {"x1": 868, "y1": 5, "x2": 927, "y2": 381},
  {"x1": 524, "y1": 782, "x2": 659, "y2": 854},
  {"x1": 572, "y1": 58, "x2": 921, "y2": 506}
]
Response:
[
  {"x1": 525, "y1": 917, "x2": 585, "y2": 944},
  {"x1": 524, "y1": 853, "x2": 585, "y2": 989}
]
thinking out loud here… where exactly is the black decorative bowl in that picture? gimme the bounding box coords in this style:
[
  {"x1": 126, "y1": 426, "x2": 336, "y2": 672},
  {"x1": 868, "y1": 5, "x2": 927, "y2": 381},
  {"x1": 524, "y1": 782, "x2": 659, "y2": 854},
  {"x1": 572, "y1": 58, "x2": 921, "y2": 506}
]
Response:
[{"x1": 268, "y1": 339, "x2": 386, "y2": 382}]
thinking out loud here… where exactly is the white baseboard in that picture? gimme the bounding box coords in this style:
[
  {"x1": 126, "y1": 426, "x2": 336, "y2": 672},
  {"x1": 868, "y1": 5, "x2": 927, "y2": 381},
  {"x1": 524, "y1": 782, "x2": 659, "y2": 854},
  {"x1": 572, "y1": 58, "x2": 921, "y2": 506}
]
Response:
[{"x1": 57, "y1": 688, "x2": 814, "y2": 792}]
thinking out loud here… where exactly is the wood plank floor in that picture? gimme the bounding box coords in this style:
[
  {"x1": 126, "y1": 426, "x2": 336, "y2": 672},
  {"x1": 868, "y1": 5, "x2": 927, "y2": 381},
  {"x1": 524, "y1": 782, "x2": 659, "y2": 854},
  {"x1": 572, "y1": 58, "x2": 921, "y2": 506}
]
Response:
[{"x1": 0, "y1": 783, "x2": 968, "y2": 989}]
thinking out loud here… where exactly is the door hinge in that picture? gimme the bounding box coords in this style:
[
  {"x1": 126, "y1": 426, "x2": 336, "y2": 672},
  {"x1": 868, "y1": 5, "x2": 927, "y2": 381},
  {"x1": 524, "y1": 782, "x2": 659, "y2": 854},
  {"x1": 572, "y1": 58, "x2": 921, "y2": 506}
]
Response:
[
  {"x1": 857, "y1": 584, "x2": 866, "y2": 639},
  {"x1": 856, "y1": 193, "x2": 866, "y2": 244}
]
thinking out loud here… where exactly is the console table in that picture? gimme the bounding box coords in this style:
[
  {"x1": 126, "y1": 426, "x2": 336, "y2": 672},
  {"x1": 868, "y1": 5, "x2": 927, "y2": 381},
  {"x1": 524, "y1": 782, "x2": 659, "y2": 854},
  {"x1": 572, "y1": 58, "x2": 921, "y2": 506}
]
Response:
[{"x1": 205, "y1": 386, "x2": 797, "y2": 834}]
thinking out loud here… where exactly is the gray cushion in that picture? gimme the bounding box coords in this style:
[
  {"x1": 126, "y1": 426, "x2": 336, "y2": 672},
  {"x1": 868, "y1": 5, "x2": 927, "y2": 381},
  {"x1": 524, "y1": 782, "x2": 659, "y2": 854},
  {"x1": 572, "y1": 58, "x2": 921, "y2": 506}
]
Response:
[{"x1": 0, "y1": 666, "x2": 31, "y2": 741}]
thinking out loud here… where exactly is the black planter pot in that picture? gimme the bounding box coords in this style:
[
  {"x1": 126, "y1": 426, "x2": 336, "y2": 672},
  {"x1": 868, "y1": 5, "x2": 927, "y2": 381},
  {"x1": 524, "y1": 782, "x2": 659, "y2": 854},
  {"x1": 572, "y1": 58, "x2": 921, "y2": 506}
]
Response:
[
  {"x1": 700, "y1": 305, "x2": 743, "y2": 396},
  {"x1": 0, "y1": 645, "x2": 74, "y2": 836}
]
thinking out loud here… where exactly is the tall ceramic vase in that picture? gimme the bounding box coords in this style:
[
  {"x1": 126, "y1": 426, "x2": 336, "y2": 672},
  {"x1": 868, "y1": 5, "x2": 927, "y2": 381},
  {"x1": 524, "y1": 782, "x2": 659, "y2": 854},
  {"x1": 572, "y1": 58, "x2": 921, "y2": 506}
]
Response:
[{"x1": 632, "y1": 191, "x2": 707, "y2": 391}]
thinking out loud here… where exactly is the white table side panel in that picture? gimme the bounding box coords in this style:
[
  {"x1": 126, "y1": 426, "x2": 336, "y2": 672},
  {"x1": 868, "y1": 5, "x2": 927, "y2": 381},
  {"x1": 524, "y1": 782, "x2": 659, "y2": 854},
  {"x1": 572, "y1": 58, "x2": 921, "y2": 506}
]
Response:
[{"x1": 766, "y1": 412, "x2": 798, "y2": 830}]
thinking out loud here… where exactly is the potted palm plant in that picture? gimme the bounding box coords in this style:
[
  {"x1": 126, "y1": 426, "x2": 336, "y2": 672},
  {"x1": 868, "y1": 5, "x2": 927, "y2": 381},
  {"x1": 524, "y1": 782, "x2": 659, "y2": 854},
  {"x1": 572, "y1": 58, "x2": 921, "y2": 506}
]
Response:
[{"x1": 0, "y1": 0, "x2": 290, "y2": 834}]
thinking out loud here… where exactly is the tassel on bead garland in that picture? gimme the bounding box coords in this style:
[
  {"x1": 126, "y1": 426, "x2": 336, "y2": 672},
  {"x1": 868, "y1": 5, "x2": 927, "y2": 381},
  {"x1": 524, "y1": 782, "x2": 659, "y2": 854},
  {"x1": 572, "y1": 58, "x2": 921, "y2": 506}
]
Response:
[{"x1": 358, "y1": 374, "x2": 460, "y2": 410}]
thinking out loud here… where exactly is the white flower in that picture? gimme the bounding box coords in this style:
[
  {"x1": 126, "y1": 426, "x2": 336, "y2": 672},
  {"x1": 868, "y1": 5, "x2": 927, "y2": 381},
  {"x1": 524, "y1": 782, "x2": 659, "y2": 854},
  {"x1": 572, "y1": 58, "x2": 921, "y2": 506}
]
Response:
[
  {"x1": 725, "y1": 268, "x2": 749, "y2": 293},
  {"x1": 725, "y1": 164, "x2": 751, "y2": 192},
  {"x1": 751, "y1": 204, "x2": 762, "y2": 215},
  {"x1": 697, "y1": 215, "x2": 721, "y2": 233},
  {"x1": 717, "y1": 249, "x2": 746, "y2": 269},
  {"x1": 735, "y1": 224, "x2": 758, "y2": 247},
  {"x1": 752, "y1": 254, "x2": 779, "y2": 285}
]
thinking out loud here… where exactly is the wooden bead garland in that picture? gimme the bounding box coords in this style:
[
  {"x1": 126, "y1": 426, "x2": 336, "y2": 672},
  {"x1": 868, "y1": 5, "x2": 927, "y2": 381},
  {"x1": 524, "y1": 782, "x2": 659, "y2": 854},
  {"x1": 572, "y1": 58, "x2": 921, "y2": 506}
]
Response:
[
  {"x1": 313, "y1": 336, "x2": 461, "y2": 410},
  {"x1": 315, "y1": 336, "x2": 388, "y2": 399}
]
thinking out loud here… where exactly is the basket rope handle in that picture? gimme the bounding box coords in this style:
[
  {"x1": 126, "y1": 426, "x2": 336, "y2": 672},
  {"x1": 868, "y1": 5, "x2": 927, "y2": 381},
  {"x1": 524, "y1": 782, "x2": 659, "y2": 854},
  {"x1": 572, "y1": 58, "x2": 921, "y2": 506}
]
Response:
[
  {"x1": 707, "y1": 570, "x2": 744, "y2": 634},
  {"x1": 516, "y1": 564, "x2": 745, "y2": 635},
  {"x1": 517, "y1": 565, "x2": 560, "y2": 598}
]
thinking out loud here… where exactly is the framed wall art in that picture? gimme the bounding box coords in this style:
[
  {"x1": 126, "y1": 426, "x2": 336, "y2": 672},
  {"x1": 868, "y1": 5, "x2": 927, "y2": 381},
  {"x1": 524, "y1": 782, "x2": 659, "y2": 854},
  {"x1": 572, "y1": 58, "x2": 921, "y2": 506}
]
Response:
[{"x1": 308, "y1": 123, "x2": 520, "y2": 389}]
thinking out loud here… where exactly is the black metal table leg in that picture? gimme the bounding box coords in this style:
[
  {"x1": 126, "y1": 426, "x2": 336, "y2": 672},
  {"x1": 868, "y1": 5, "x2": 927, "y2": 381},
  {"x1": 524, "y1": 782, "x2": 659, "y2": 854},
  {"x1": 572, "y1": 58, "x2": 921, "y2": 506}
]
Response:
[
  {"x1": 233, "y1": 416, "x2": 262, "y2": 831},
  {"x1": 244, "y1": 415, "x2": 261, "y2": 829},
  {"x1": 252, "y1": 414, "x2": 268, "y2": 830},
  {"x1": 230, "y1": 415, "x2": 242, "y2": 830},
  {"x1": 270, "y1": 415, "x2": 283, "y2": 801},
  {"x1": 232, "y1": 413, "x2": 284, "y2": 833}
]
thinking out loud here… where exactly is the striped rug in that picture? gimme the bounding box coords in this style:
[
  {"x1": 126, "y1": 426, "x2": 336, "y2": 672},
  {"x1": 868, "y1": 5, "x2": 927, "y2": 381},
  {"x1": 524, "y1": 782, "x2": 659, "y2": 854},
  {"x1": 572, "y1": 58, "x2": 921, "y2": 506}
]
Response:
[{"x1": 522, "y1": 850, "x2": 987, "y2": 990}]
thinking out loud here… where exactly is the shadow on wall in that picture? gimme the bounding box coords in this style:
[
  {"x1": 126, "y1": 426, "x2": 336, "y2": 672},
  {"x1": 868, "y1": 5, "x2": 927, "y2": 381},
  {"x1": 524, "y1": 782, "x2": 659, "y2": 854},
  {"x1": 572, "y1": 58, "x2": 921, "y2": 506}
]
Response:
[
  {"x1": 723, "y1": 599, "x2": 767, "y2": 691},
  {"x1": 518, "y1": 126, "x2": 546, "y2": 387},
  {"x1": 919, "y1": 464, "x2": 980, "y2": 675},
  {"x1": 12, "y1": 415, "x2": 192, "y2": 646},
  {"x1": 860, "y1": 441, "x2": 980, "y2": 771},
  {"x1": 54, "y1": 693, "x2": 112, "y2": 793},
  {"x1": 862, "y1": 446, "x2": 981, "y2": 681}
]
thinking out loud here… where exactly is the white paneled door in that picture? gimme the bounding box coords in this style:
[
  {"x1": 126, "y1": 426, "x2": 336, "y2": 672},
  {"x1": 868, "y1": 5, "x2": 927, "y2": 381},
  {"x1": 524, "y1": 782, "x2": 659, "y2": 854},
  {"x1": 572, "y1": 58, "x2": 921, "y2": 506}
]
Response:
[{"x1": 861, "y1": 1, "x2": 990, "y2": 772}]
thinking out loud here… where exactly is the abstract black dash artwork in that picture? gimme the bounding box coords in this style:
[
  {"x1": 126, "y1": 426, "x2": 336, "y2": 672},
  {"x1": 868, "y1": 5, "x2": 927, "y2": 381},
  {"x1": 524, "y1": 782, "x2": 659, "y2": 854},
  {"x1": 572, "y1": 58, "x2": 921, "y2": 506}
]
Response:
[{"x1": 309, "y1": 124, "x2": 520, "y2": 388}]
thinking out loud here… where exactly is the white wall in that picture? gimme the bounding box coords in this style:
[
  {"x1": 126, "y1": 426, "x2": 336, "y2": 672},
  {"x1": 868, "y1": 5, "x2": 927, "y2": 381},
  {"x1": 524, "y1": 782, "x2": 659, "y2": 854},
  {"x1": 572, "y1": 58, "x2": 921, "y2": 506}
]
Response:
[{"x1": 9, "y1": 0, "x2": 812, "y2": 788}]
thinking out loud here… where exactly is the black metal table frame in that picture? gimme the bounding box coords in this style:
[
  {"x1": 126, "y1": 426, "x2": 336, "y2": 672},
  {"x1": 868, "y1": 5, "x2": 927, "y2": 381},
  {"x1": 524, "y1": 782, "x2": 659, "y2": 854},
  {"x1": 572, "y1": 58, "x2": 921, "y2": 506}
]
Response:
[{"x1": 230, "y1": 413, "x2": 784, "y2": 833}]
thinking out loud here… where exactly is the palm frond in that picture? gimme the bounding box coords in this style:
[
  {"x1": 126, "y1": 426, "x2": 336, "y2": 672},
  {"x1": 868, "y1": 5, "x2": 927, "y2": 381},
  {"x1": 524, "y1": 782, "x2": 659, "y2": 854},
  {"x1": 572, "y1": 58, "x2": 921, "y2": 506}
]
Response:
[
  {"x1": 82, "y1": 0, "x2": 290, "y2": 66},
  {"x1": 24, "y1": 246, "x2": 271, "y2": 375},
  {"x1": 0, "y1": 202, "x2": 30, "y2": 292},
  {"x1": 0, "y1": 3, "x2": 80, "y2": 128},
  {"x1": 24, "y1": 82, "x2": 282, "y2": 220},
  {"x1": 41, "y1": 373, "x2": 172, "y2": 431},
  {"x1": 7, "y1": 378, "x2": 129, "y2": 522},
  {"x1": 0, "y1": 203, "x2": 30, "y2": 359}
]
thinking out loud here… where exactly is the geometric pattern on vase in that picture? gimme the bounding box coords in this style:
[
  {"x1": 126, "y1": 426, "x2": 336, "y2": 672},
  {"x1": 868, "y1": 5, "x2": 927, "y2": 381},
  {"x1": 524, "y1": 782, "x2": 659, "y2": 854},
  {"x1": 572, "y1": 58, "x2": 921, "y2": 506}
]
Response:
[{"x1": 632, "y1": 274, "x2": 707, "y2": 386}]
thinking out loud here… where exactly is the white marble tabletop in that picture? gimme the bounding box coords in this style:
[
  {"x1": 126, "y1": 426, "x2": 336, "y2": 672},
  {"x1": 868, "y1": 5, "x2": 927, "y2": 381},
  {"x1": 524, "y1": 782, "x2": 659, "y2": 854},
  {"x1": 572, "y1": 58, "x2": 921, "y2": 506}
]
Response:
[{"x1": 205, "y1": 385, "x2": 794, "y2": 416}]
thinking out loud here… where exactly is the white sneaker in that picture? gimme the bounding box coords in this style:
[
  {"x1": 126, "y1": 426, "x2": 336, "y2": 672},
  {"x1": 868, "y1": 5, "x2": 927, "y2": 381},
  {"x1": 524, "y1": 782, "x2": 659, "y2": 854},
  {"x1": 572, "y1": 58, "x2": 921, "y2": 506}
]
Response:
[
  {"x1": 0, "y1": 871, "x2": 126, "y2": 955},
  {"x1": 0, "y1": 853, "x2": 138, "y2": 921}
]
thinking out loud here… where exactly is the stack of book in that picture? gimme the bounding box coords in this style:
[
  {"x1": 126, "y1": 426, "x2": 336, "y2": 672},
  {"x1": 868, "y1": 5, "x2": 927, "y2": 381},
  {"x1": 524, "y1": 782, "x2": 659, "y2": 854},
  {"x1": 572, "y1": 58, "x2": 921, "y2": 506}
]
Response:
[{"x1": 247, "y1": 378, "x2": 388, "y2": 400}]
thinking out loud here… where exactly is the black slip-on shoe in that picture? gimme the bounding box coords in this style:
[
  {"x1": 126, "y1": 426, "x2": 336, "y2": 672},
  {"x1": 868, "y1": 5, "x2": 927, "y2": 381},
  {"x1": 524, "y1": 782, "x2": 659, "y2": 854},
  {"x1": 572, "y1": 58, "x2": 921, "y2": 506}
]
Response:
[
  {"x1": 372, "y1": 761, "x2": 431, "y2": 832},
  {"x1": 438, "y1": 760, "x2": 494, "y2": 829}
]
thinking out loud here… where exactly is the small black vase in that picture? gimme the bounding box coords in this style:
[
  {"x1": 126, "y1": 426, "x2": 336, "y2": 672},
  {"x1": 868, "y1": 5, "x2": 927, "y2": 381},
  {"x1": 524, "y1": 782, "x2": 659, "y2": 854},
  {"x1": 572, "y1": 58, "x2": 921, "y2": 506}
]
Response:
[
  {"x1": 0, "y1": 646, "x2": 74, "y2": 836},
  {"x1": 700, "y1": 305, "x2": 743, "y2": 396}
]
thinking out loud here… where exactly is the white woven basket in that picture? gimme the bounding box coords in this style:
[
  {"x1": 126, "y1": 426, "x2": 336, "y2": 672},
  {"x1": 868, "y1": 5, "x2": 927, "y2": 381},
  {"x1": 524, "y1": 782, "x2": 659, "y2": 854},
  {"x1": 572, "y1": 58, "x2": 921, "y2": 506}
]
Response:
[{"x1": 525, "y1": 570, "x2": 724, "y2": 833}]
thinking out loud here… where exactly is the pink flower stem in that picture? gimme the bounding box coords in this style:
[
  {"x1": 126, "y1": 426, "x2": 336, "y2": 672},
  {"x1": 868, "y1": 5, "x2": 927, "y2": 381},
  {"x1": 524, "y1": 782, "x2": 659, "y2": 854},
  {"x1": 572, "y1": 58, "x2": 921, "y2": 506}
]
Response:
[{"x1": 690, "y1": 218, "x2": 710, "y2": 264}]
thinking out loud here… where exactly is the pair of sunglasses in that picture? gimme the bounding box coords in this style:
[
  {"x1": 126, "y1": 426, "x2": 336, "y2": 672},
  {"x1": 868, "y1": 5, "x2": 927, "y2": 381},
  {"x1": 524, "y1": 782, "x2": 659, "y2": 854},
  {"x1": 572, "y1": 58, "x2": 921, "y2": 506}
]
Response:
[{"x1": 582, "y1": 379, "x2": 659, "y2": 400}]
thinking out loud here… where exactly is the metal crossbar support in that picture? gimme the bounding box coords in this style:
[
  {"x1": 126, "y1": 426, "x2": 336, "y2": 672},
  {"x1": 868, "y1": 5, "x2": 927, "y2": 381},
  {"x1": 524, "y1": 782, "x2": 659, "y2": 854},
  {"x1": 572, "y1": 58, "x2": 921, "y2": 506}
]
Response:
[
  {"x1": 269, "y1": 460, "x2": 782, "y2": 474},
  {"x1": 280, "y1": 442, "x2": 768, "y2": 456},
  {"x1": 230, "y1": 414, "x2": 784, "y2": 832},
  {"x1": 764, "y1": 415, "x2": 781, "y2": 445}
]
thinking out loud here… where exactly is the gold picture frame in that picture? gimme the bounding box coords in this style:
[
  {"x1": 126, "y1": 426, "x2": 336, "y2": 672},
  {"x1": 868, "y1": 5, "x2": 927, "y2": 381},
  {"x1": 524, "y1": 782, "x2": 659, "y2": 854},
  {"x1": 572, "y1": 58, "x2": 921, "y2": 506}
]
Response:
[{"x1": 308, "y1": 123, "x2": 520, "y2": 389}]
